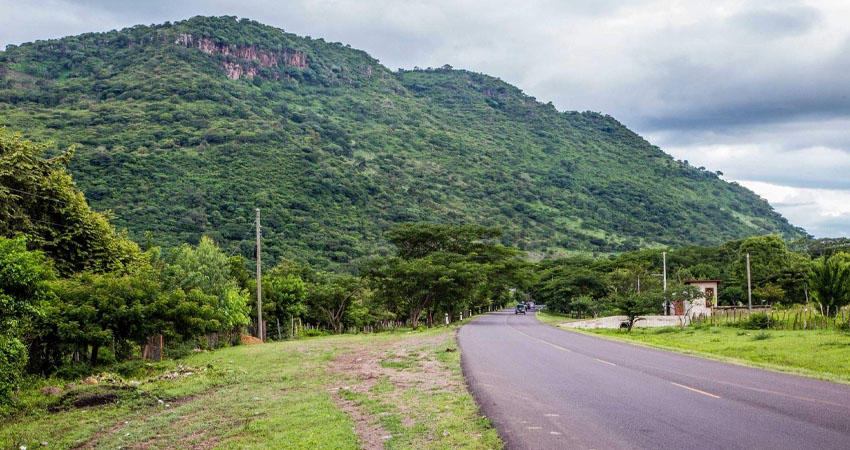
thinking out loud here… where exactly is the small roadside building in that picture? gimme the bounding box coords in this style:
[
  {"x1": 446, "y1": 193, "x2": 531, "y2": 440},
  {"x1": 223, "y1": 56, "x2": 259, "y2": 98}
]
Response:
[{"x1": 682, "y1": 279, "x2": 721, "y2": 316}]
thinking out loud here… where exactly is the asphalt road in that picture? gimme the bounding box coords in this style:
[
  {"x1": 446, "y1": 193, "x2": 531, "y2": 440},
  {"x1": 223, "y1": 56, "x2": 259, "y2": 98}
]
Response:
[{"x1": 457, "y1": 310, "x2": 850, "y2": 450}]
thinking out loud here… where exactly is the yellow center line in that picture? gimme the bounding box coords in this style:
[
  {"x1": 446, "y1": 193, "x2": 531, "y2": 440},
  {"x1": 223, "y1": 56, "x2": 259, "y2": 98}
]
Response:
[
  {"x1": 504, "y1": 315, "x2": 572, "y2": 352},
  {"x1": 671, "y1": 382, "x2": 721, "y2": 399},
  {"x1": 596, "y1": 358, "x2": 617, "y2": 366}
]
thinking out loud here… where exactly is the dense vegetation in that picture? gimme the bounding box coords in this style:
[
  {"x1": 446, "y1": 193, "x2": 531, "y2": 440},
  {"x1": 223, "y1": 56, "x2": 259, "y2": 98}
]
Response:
[
  {"x1": 0, "y1": 127, "x2": 524, "y2": 408},
  {"x1": 0, "y1": 16, "x2": 804, "y2": 270},
  {"x1": 532, "y1": 234, "x2": 850, "y2": 322}
]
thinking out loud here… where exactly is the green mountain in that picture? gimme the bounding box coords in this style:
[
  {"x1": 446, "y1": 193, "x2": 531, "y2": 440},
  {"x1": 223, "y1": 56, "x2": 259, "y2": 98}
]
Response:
[{"x1": 0, "y1": 16, "x2": 805, "y2": 268}]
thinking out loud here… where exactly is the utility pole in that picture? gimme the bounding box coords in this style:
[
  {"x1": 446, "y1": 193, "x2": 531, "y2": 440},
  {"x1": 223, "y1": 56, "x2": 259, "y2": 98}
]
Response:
[
  {"x1": 746, "y1": 252, "x2": 752, "y2": 314},
  {"x1": 255, "y1": 208, "x2": 263, "y2": 341},
  {"x1": 662, "y1": 251, "x2": 668, "y2": 316}
]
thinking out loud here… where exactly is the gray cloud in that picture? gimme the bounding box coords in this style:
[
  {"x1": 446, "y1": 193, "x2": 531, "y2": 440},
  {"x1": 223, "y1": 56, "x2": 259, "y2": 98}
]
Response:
[
  {"x1": 1, "y1": 0, "x2": 849, "y2": 237},
  {"x1": 730, "y1": 6, "x2": 822, "y2": 37}
]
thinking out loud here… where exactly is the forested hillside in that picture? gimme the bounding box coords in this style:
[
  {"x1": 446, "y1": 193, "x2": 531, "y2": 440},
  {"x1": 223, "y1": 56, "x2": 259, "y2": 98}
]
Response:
[{"x1": 0, "y1": 16, "x2": 804, "y2": 268}]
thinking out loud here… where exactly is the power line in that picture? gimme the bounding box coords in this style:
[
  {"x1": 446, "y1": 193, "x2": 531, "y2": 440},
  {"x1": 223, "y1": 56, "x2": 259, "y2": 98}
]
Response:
[
  {"x1": 227, "y1": 218, "x2": 257, "y2": 258},
  {"x1": 2, "y1": 185, "x2": 125, "y2": 221},
  {"x1": 2, "y1": 185, "x2": 76, "y2": 205},
  {"x1": 11, "y1": 215, "x2": 76, "y2": 230}
]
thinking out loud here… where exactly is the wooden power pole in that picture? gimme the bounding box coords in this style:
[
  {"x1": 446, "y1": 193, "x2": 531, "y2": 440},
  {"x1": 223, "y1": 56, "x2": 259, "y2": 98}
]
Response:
[
  {"x1": 746, "y1": 252, "x2": 752, "y2": 314},
  {"x1": 255, "y1": 208, "x2": 263, "y2": 341}
]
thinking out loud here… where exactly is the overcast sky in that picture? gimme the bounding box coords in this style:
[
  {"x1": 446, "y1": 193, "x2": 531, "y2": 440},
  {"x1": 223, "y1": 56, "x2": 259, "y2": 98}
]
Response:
[{"x1": 2, "y1": 0, "x2": 848, "y2": 237}]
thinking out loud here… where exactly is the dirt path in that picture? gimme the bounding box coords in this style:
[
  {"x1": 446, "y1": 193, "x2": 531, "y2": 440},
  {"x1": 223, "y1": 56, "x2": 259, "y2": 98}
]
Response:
[{"x1": 328, "y1": 332, "x2": 463, "y2": 449}]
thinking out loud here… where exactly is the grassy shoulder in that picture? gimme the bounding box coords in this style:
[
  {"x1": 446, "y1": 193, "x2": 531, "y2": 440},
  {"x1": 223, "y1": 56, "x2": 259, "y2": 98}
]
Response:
[
  {"x1": 534, "y1": 309, "x2": 584, "y2": 326},
  {"x1": 2, "y1": 325, "x2": 501, "y2": 450},
  {"x1": 578, "y1": 324, "x2": 850, "y2": 384}
]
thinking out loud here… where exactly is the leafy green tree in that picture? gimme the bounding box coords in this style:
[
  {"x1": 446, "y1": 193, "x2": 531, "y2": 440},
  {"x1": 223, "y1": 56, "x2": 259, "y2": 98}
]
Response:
[
  {"x1": 570, "y1": 295, "x2": 595, "y2": 318},
  {"x1": 533, "y1": 263, "x2": 607, "y2": 313},
  {"x1": 0, "y1": 128, "x2": 140, "y2": 275},
  {"x1": 385, "y1": 223, "x2": 502, "y2": 260},
  {"x1": 735, "y1": 235, "x2": 789, "y2": 290},
  {"x1": 255, "y1": 268, "x2": 306, "y2": 337},
  {"x1": 369, "y1": 223, "x2": 523, "y2": 329},
  {"x1": 0, "y1": 236, "x2": 54, "y2": 401},
  {"x1": 306, "y1": 273, "x2": 363, "y2": 333},
  {"x1": 753, "y1": 284, "x2": 785, "y2": 304},
  {"x1": 49, "y1": 271, "x2": 157, "y2": 365},
  {"x1": 159, "y1": 237, "x2": 251, "y2": 331},
  {"x1": 615, "y1": 293, "x2": 661, "y2": 332}
]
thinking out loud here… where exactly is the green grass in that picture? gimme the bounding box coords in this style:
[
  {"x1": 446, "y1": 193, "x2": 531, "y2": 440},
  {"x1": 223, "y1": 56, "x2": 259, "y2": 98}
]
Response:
[
  {"x1": 583, "y1": 325, "x2": 850, "y2": 384},
  {"x1": 535, "y1": 309, "x2": 584, "y2": 326},
  {"x1": 1, "y1": 326, "x2": 501, "y2": 449}
]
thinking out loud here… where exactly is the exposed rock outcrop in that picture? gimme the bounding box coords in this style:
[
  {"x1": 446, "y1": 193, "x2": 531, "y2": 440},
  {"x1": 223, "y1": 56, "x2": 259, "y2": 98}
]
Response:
[{"x1": 175, "y1": 33, "x2": 308, "y2": 80}]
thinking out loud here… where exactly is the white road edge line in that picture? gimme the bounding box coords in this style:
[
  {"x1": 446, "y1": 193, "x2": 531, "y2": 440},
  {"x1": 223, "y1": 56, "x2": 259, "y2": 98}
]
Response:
[
  {"x1": 595, "y1": 358, "x2": 617, "y2": 366},
  {"x1": 671, "y1": 382, "x2": 721, "y2": 399}
]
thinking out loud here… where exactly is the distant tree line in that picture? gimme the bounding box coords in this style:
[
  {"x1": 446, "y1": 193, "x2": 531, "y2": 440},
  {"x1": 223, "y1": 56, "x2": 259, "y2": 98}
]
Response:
[{"x1": 531, "y1": 234, "x2": 850, "y2": 325}]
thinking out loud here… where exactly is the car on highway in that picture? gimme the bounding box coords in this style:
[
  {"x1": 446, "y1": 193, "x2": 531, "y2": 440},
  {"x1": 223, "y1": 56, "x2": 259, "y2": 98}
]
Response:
[{"x1": 515, "y1": 304, "x2": 527, "y2": 314}]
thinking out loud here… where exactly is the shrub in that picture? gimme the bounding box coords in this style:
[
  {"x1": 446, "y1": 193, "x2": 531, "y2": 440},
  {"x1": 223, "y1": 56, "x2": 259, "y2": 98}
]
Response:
[
  {"x1": 112, "y1": 360, "x2": 155, "y2": 379},
  {"x1": 752, "y1": 332, "x2": 771, "y2": 341},
  {"x1": 739, "y1": 313, "x2": 770, "y2": 330},
  {"x1": 54, "y1": 362, "x2": 93, "y2": 381},
  {"x1": 302, "y1": 329, "x2": 332, "y2": 337},
  {"x1": 0, "y1": 337, "x2": 27, "y2": 402}
]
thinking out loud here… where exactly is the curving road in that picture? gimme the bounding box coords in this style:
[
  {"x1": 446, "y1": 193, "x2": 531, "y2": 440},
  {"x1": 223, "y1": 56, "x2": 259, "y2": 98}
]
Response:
[{"x1": 457, "y1": 310, "x2": 850, "y2": 450}]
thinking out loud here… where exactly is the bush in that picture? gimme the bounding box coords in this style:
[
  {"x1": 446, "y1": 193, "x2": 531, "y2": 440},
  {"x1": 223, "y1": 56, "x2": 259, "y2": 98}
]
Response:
[
  {"x1": 752, "y1": 332, "x2": 771, "y2": 341},
  {"x1": 739, "y1": 313, "x2": 770, "y2": 330},
  {"x1": 302, "y1": 329, "x2": 332, "y2": 337},
  {"x1": 112, "y1": 360, "x2": 156, "y2": 379},
  {"x1": 164, "y1": 339, "x2": 201, "y2": 360},
  {"x1": 54, "y1": 362, "x2": 94, "y2": 381},
  {"x1": 0, "y1": 337, "x2": 27, "y2": 402}
]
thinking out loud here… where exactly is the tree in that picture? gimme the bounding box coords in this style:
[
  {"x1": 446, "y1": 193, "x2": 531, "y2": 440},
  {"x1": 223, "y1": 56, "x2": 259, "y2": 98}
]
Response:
[
  {"x1": 735, "y1": 235, "x2": 789, "y2": 289},
  {"x1": 661, "y1": 284, "x2": 705, "y2": 329},
  {"x1": 0, "y1": 236, "x2": 54, "y2": 401},
  {"x1": 384, "y1": 223, "x2": 502, "y2": 260},
  {"x1": 49, "y1": 272, "x2": 155, "y2": 365},
  {"x1": 369, "y1": 223, "x2": 523, "y2": 329},
  {"x1": 159, "y1": 237, "x2": 251, "y2": 331},
  {"x1": 533, "y1": 263, "x2": 607, "y2": 313},
  {"x1": 753, "y1": 284, "x2": 785, "y2": 305},
  {"x1": 257, "y1": 269, "x2": 306, "y2": 338},
  {"x1": 614, "y1": 293, "x2": 661, "y2": 332},
  {"x1": 306, "y1": 274, "x2": 363, "y2": 333},
  {"x1": 808, "y1": 253, "x2": 850, "y2": 315},
  {"x1": 0, "y1": 128, "x2": 140, "y2": 275}
]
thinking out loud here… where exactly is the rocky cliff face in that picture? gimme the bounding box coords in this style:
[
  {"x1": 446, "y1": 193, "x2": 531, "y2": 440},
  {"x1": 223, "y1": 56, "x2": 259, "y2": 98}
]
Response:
[{"x1": 175, "y1": 33, "x2": 307, "y2": 80}]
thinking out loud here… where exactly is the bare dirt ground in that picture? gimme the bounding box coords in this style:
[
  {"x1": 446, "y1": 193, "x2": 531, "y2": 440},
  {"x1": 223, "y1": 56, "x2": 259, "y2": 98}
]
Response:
[{"x1": 328, "y1": 332, "x2": 464, "y2": 449}]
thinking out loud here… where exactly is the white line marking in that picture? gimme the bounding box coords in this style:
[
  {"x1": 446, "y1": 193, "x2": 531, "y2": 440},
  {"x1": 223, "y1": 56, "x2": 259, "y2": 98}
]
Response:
[
  {"x1": 596, "y1": 358, "x2": 617, "y2": 366},
  {"x1": 550, "y1": 431, "x2": 562, "y2": 435},
  {"x1": 544, "y1": 413, "x2": 560, "y2": 417},
  {"x1": 526, "y1": 426, "x2": 542, "y2": 430},
  {"x1": 671, "y1": 382, "x2": 721, "y2": 399}
]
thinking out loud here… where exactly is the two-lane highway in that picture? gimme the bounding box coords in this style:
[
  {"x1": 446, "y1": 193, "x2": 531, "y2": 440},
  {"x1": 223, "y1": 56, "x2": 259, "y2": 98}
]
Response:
[{"x1": 458, "y1": 311, "x2": 850, "y2": 450}]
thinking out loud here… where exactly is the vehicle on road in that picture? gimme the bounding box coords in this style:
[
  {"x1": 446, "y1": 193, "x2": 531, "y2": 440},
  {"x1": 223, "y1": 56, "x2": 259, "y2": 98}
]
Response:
[{"x1": 515, "y1": 304, "x2": 527, "y2": 314}]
